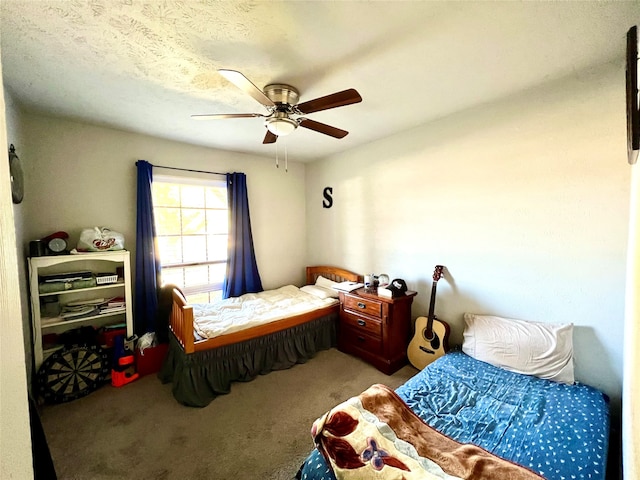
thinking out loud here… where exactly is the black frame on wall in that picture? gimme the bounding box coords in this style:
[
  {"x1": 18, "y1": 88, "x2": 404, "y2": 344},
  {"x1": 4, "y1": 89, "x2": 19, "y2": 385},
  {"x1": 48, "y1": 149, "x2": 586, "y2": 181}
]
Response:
[{"x1": 627, "y1": 25, "x2": 639, "y2": 165}]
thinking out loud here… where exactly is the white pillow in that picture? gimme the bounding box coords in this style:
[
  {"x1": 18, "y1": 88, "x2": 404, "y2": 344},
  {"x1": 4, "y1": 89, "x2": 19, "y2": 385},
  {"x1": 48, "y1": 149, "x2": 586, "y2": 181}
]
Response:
[
  {"x1": 315, "y1": 275, "x2": 338, "y2": 289},
  {"x1": 462, "y1": 313, "x2": 574, "y2": 384},
  {"x1": 300, "y1": 285, "x2": 339, "y2": 299}
]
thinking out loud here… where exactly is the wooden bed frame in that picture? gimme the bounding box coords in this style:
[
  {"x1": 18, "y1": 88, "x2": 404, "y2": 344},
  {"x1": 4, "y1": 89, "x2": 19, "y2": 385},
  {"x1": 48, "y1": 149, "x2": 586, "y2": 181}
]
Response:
[{"x1": 169, "y1": 265, "x2": 362, "y2": 354}]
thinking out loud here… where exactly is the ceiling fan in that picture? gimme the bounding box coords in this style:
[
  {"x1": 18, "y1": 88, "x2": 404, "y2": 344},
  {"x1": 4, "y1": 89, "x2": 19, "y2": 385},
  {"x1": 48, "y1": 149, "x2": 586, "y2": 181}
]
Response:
[{"x1": 192, "y1": 69, "x2": 362, "y2": 144}]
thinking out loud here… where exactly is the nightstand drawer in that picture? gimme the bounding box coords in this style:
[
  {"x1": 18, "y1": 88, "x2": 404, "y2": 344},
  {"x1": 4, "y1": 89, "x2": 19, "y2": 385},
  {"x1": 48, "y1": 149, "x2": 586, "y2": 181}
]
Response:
[
  {"x1": 341, "y1": 312, "x2": 382, "y2": 337},
  {"x1": 340, "y1": 326, "x2": 382, "y2": 355},
  {"x1": 343, "y1": 294, "x2": 382, "y2": 318}
]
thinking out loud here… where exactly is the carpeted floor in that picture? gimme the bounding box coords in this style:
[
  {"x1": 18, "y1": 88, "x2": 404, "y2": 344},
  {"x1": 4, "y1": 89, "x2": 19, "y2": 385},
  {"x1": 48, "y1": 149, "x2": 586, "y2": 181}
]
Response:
[{"x1": 38, "y1": 348, "x2": 417, "y2": 480}]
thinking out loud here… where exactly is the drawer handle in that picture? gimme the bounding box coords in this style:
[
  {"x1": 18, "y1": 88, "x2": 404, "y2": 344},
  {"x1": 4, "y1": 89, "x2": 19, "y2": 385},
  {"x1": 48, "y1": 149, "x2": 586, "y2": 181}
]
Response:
[
  {"x1": 357, "y1": 319, "x2": 366, "y2": 327},
  {"x1": 357, "y1": 302, "x2": 366, "y2": 309},
  {"x1": 357, "y1": 336, "x2": 365, "y2": 342}
]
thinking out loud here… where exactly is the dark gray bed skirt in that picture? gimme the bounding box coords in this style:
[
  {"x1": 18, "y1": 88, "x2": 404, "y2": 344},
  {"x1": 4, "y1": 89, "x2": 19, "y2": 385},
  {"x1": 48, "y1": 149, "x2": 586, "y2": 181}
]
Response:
[{"x1": 158, "y1": 313, "x2": 338, "y2": 407}]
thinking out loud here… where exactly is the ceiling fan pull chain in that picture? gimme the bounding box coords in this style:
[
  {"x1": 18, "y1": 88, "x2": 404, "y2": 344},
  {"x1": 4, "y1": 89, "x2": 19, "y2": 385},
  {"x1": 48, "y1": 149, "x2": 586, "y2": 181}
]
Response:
[
  {"x1": 275, "y1": 141, "x2": 279, "y2": 169},
  {"x1": 285, "y1": 138, "x2": 288, "y2": 172}
]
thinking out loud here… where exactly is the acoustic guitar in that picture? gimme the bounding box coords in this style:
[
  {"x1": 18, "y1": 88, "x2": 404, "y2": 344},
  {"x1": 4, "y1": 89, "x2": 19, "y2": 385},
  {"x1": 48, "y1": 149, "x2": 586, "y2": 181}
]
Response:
[{"x1": 407, "y1": 265, "x2": 450, "y2": 370}]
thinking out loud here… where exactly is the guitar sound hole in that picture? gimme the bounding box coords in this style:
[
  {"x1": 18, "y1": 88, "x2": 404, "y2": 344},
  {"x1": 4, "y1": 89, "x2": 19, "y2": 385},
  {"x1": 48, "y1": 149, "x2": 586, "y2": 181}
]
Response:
[{"x1": 423, "y1": 331, "x2": 440, "y2": 350}]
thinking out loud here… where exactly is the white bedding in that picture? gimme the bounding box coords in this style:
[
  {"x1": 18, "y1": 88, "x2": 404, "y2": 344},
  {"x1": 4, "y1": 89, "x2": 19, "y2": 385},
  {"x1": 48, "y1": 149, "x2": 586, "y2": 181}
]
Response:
[{"x1": 192, "y1": 284, "x2": 339, "y2": 339}]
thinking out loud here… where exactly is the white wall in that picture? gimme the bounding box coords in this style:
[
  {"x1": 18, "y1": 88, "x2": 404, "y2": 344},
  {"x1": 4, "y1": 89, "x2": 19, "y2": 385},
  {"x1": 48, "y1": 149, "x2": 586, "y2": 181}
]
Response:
[
  {"x1": 306, "y1": 62, "x2": 628, "y2": 413},
  {"x1": 0, "y1": 52, "x2": 33, "y2": 479},
  {"x1": 623, "y1": 163, "x2": 640, "y2": 479},
  {"x1": 4, "y1": 88, "x2": 32, "y2": 377},
  {"x1": 19, "y1": 114, "x2": 308, "y2": 291}
]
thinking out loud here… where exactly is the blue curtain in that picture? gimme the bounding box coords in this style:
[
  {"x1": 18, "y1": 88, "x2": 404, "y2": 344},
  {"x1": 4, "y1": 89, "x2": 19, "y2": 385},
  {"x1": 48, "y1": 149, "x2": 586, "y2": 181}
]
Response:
[
  {"x1": 223, "y1": 172, "x2": 263, "y2": 298},
  {"x1": 135, "y1": 160, "x2": 161, "y2": 335}
]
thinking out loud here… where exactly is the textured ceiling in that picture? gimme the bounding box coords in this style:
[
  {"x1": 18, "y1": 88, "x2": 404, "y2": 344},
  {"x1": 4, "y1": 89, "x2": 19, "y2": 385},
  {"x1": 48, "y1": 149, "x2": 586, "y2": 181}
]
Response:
[{"x1": 1, "y1": 1, "x2": 639, "y2": 162}]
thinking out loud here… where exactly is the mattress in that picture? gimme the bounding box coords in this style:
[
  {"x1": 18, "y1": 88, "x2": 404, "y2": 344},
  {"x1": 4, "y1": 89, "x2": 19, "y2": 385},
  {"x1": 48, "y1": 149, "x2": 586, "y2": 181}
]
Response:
[
  {"x1": 298, "y1": 351, "x2": 610, "y2": 480},
  {"x1": 192, "y1": 284, "x2": 338, "y2": 339}
]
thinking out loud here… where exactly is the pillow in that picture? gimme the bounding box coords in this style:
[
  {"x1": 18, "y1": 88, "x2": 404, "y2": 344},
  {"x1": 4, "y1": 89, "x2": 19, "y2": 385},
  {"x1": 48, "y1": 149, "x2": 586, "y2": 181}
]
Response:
[
  {"x1": 300, "y1": 285, "x2": 339, "y2": 299},
  {"x1": 315, "y1": 275, "x2": 338, "y2": 289},
  {"x1": 462, "y1": 313, "x2": 574, "y2": 384}
]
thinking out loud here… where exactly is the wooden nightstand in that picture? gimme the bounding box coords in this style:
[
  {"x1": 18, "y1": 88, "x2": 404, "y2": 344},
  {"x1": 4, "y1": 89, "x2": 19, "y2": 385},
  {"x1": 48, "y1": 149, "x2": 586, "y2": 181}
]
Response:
[{"x1": 337, "y1": 288, "x2": 417, "y2": 374}]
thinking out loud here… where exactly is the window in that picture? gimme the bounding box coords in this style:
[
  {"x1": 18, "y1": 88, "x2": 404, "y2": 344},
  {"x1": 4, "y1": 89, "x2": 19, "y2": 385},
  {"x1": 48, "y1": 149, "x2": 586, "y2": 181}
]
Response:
[{"x1": 152, "y1": 174, "x2": 227, "y2": 303}]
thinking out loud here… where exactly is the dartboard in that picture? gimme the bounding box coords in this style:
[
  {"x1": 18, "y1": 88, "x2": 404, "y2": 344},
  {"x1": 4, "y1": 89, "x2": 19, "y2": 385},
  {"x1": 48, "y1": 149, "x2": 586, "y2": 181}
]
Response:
[{"x1": 37, "y1": 344, "x2": 109, "y2": 404}]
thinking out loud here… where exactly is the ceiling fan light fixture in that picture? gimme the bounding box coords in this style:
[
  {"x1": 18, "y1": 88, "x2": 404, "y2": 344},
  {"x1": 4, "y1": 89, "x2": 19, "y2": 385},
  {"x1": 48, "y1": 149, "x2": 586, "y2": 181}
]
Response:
[{"x1": 265, "y1": 116, "x2": 298, "y2": 136}]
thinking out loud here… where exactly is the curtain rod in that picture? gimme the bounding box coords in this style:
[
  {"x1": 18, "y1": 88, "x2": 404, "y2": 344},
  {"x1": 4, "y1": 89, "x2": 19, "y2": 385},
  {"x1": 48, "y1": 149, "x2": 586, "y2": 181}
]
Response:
[{"x1": 153, "y1": 164, "x2": 227, "y2": 176}]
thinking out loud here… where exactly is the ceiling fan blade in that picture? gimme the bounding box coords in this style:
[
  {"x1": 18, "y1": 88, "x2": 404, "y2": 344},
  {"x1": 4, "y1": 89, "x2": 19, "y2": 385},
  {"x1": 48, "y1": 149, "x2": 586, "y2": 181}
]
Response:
[
  {"x1": 299, "y1": 118, "x2": 348, "y2": 139},
  {"x1": 218, "y1": 69, "x2": 275, "y2": 107},
  {"x1": 263, "y1": 130, "x2": 278, "y2": 144},
  {"x1": 296, "y1": 88, "x2": 362, "y2": 114},
  {"x1": 191, "y1": 113, "x2": 264, "y2": 120}
]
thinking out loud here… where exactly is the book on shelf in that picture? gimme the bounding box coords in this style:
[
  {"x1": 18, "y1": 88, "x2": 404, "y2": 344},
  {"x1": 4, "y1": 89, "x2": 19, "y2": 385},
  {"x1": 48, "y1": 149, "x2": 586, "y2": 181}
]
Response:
[
  {"x1": 60, "y1": 306, "x2": 99, "y2": 318},
  {"x1": 66, "y1": 297, "x2": 106, "y2": 307},
  {"x1": 64, "y1": 296, "x2": 124, "y2": 309},
  {"x1": 107, "y1": 296, "x2": 126, "y2": 307},
  {"x1": 40, "y1": 271, "x2": 93, "y2": 283},
  {"x1": 99, "y1": 306, "x2": 126, "y2": 314},
  {"x1": 62, "y1": 305, "x2": 93, "y2": 313}
]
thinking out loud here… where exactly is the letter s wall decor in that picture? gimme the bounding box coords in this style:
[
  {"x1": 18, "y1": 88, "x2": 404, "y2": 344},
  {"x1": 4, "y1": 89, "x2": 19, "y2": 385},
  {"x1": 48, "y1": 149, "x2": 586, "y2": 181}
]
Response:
[{"x1": 322, "y1": 187, "x2": 333, "y2": 208}]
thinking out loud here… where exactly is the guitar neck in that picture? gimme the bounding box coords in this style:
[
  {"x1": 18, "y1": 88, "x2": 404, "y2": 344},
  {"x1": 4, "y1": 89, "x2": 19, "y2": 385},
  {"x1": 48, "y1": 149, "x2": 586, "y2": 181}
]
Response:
[
  {"x1": 424, "y1": 265, "x2": 444, "y2": 338},
  {"x1": 427, "y1": 281, "x2": 437, "y2": 320},
  {"x1": 424, "y1": 280, "x2": 438, "y2": 338}
]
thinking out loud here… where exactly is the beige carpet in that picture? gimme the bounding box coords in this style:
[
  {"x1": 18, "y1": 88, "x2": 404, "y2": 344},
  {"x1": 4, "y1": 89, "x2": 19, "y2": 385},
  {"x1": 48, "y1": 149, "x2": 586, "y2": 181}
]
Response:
[{"x1": 39, "y1": 348, "x2": 417, "y2": 480}]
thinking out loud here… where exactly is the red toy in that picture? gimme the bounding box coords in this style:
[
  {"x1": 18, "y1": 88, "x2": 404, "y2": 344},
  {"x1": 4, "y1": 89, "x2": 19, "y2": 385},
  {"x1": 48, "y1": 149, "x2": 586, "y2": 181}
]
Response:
[{"x1": 111, "y1": 334, "x2": 139, "y2": 387}]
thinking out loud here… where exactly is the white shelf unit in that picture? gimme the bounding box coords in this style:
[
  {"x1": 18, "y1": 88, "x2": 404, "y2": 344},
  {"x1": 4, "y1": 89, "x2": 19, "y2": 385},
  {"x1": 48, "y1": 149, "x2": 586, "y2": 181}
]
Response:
[{"x1": 29, "y1": 250, "x2": 134, "y2": 371}]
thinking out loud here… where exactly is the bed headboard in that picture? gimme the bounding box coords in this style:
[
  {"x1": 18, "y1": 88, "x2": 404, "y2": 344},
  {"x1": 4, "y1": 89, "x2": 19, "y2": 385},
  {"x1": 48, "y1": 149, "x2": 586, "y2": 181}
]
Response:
[{"x1": 305, "y1": 266, "x2": 362, "y2": 285}]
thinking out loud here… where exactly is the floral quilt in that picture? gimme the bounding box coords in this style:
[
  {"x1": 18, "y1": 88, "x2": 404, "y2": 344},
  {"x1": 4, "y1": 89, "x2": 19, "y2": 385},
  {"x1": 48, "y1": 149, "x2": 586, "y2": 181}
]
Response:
[{"x1": 312, "y1": 384, "x2": 544, "y2": 480}]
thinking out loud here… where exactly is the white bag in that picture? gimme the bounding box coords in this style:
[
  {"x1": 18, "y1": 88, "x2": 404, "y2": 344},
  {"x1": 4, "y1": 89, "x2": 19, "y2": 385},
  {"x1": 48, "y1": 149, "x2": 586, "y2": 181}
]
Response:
[{"x1": 77, "y1": 227, "x2": 125, "y2": 252}]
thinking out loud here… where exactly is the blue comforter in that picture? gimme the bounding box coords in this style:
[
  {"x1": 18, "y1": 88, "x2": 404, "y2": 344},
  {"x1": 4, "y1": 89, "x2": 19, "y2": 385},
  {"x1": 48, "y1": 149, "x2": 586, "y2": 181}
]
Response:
[{"x1": 298, "y1": 351, "x2": 609, "y2": 480}]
